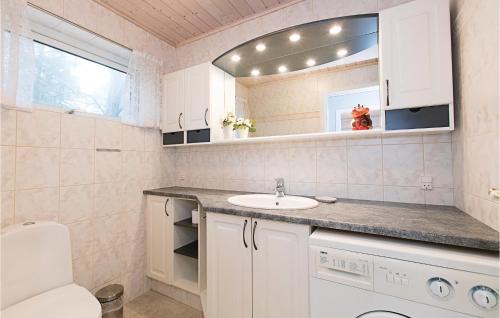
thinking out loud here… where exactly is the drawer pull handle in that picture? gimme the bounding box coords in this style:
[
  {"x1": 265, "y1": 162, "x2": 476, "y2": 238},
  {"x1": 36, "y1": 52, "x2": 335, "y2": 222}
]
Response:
[
  {"x1": 164, "y1": 198, "x2": 169, "y2": 216},
  {"x1": 178, "y1": 113, "x2": 183, "y2": 129},
  {"x1": 242, "y1": 220, "x2": 248, "y2": 248},
  {"x1": 204, "y1": 108, "x2": 209, "y2": 126},
  {"x1": 252, "y1": 221, "x2": 258, "y2": 250}
]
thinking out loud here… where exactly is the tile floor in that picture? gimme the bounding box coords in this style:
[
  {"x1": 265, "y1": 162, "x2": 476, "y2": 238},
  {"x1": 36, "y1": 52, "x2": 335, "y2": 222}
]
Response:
[{"x1": 124, "y1": 291, "x2": 203, "y2": 318}]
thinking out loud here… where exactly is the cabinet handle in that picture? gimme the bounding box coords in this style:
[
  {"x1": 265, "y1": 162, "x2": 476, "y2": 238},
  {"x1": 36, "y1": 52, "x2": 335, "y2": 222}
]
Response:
[
  {"x1": 164, "y1": 198, "x2": 169, "y2": 216},
  {"x1": 252, "y1": 221, "x2": 258, "y2": 250},
  {"x1": 204, "y1": 108, "x2": 208, "y2": 126},
  {"x1": 386, "y1": 79, "x2": 390, "y2": 106},
  {"x1": 242, "y1": 219, "x2": 248, "y2": 248},
  {"x1": 178, "y1": 113, "x2": 183, "y2": 129}
]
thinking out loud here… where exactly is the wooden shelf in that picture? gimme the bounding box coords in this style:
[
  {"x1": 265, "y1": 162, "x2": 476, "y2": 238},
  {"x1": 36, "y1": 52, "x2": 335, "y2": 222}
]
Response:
[
  {"x1": 175, "y1": 218, "x2": 198, "y2": 229},
  {"x1": 174, "y1": 241, "x2": 198, "y2": 259}
]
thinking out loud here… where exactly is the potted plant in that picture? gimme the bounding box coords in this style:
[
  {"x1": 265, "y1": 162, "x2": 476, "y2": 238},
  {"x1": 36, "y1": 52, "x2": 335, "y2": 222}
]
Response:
[
  {"x1": 234, "y1": 117, "x2": 256, "y2": 139},
  {"x1": 222, "y1": 112, "x2": 236, "y2": 139}
]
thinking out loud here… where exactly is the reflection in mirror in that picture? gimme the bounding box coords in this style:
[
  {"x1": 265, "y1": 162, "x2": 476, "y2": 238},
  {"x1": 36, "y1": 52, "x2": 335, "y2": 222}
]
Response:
[{"x1": 214, "y1": 15, "x2": 380, "y2": 138}]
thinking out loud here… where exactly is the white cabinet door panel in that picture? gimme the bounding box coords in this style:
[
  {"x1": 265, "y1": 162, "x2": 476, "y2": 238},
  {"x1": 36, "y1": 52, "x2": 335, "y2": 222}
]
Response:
[
  {"x1": 207, "y1": 213, "x2": 252, "y2": 318},
  {"x1": 185, "y1": 64, "x2": 210, "y2": 130},
  {"x1": 380, "y1": 0, "x2": 453, "y2": 109},
  {"x1": 146, "y1": 196, "x2": 173, "y2": 284},
  {"x1": 252, "y1": 219, "x2": 309, "y2": 318},
  {"x1": 162, "y1": 70, "x2": 185, "y2": 133}
]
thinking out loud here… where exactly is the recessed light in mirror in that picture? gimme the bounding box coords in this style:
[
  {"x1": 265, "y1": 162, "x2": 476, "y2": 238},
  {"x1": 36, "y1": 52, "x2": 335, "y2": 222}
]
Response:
[
  {"x1": 251, "y1": 69, "x2": 260, "y2": 76},
  {"x1": 289, "y1": 33, "x2": 301, "y2": 42},
  {"x1": 329, "y1": 25, "x2": 342, "y2": 35},
  {"x1": 337, "y1": 48, "x2": 348, "y2": 57},
  {"x1": 256, "y1": 43, "x2": 266, "y2": 52},
  {"x1": 306, "y1": 58, "x2": 316, "y2": 66},
  {"x1": 231, "y1": 54, "x2": 241, "y2": 62},
  {"x1": 278, "y1": 65, "x2": 288, "y2": 73}
]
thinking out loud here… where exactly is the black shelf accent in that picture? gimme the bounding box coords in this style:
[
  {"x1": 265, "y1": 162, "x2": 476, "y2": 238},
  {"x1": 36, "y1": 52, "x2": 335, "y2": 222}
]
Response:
[
  {"x1": 174, "y1": 218, "x2": 198, "y2": 229},
  {"x1": 174, "y1": 241, "x2": 198, "y2": 259}
]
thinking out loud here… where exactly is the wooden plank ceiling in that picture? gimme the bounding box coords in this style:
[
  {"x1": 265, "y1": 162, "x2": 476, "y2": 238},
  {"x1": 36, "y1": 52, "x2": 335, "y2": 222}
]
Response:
[{"x1": 93, "y1": 0, "x2": 302, "y2": 47}]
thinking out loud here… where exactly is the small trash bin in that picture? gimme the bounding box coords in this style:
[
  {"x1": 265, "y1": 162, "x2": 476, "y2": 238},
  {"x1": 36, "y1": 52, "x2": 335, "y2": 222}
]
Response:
[{"x1": 95, "y1": 284, "x2": 124, "y2": 318}]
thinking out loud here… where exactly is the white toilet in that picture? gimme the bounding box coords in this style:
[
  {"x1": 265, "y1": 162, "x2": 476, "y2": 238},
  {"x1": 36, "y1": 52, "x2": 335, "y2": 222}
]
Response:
[{"x1": 1, "y1": 222, "x2": 102, "y2": 318}]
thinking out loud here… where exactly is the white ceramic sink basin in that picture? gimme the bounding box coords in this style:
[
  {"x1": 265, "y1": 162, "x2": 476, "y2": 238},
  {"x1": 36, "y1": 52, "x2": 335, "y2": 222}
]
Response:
[{"x1": 227, "y1": 194, "x2": 319, "y2": 210}]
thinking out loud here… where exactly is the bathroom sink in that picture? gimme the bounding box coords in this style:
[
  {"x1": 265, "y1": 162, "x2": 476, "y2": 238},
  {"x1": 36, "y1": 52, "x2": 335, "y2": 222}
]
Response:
[{"x1": 227, "y1": 194, "x2": 319, "y2": 210}]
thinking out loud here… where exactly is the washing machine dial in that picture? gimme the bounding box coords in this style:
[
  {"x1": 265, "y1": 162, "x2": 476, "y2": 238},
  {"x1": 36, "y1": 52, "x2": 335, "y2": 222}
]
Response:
[
  {"x1": 428, "y1": 277, "x2": 453, "y2": 298},
  {"x1": 470, "y1": 286, "x2": 498, "y2": 310}
]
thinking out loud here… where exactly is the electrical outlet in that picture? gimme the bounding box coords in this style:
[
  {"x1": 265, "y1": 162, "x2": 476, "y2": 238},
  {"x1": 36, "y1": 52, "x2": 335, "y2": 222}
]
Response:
[{"x1": 421, "y1": 176, "x2": 433, "y2": 190}]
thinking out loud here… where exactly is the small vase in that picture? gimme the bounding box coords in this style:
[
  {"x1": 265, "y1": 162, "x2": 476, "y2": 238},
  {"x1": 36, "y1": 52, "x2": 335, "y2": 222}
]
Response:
[
  {"x1": 237, "y1": 127, "x2": 249, "y2": 139},
  {"x1": 223, "y1": 124, "x2": 234, "y2": 139}
]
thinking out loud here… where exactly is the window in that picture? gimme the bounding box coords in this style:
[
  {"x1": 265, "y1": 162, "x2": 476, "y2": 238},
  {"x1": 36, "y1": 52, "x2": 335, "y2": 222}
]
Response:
[
  {"x1": 28, "y1": 5, "x2": 131, "y2": 118},
  {"x1": 32, "y1": 42, "x2": 126, "y2": 117},
  {"x1": 325, "y1": 86, "x2": 381, "y2": 132}
]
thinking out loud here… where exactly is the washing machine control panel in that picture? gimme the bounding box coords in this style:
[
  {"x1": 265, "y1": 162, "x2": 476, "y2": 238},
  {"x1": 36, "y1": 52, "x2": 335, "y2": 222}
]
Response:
[{"x1": 373, "y1": 256, "x2": 499, "y2": 318}]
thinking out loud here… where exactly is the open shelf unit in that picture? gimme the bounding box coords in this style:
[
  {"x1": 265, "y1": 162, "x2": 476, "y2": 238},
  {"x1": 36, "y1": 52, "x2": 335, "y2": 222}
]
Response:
[{"x1": 172, "y1": 198, "x2": 205, "y2": 296}]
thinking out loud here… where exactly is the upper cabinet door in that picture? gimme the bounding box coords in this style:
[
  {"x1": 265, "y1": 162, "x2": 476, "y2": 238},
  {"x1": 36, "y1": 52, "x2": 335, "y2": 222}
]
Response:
[
  {"x1": 207, "y1": 213, "x2": 252, "y2": 318},
  {"x1": 185, "y1": 64, "x2": 210, "y2": 130},
  {"x1": 380, "y1": 0, "x2": 453, "y2": 109},
  {"x1": 145, "y1": 196, "x2": 173, "y2": 284},
  {"x1": 252, "y1": 219, "x2": 309, "y2": 318},
  {"x1": 162, "y1": 70, "x2": 185, "y2": 133}
]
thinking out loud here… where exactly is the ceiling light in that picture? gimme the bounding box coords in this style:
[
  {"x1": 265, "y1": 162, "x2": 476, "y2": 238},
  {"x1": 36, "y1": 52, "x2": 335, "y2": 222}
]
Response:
[
  {"x1": 289, "y1": 33, "x2": 301, "y2": 42},
  {"x1": 256, "y1": 43, "x2": 266, "y2": 52},
  {"x1": 251, "y1": 69, "x2": 260, "y2": 76},
  {"x1": 329, "y1": 25, "x2": 342, "y2": 35},
  {"x1": 337, "y1": 48, "x2": 348, "y2": 57},
  {"x1": 231, "y1": 54, "x2": 241, "y2": 62},
  {"x1": 306, "y1": 58, "x2": 316, "y2": 67},
  {"x1": 278, "y1": 65, "x2": 288, "y2": 73}
]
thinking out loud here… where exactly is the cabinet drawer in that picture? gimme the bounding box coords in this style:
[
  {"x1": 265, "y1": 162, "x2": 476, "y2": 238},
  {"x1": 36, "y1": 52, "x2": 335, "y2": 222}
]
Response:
[
  {"x1": 163, "y1": 131, "x2": 184, "y2": 145},
  {"x1": 187, "y1": 129, "x2": 210, "y2": 144},
  {"x1": 385, "y1": 105, "x2": 450, "y2": 130}
]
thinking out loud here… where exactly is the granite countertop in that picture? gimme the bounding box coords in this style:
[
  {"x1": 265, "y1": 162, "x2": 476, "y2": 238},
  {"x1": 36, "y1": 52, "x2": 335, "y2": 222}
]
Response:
[{"x1": 143, "y1": 187, "x2": 499, "y2": 252}]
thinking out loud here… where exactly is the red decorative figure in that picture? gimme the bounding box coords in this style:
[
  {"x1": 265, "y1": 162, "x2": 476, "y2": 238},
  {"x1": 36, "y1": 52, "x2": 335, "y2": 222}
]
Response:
[{"x1": 351, "y1": 104, "x2": 373, "y2": 130}]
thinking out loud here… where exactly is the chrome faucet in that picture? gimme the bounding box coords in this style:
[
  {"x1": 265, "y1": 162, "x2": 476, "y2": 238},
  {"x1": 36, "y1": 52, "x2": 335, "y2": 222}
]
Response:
[{"x1": 275, "y1": 178, "x2": 286, "y2": 197}]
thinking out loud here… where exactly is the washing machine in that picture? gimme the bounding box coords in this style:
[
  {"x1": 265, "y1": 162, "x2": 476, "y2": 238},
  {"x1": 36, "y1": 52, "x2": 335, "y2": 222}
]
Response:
[{"x1": 309, "y1": 229, "x2": 499, "y2": 318}]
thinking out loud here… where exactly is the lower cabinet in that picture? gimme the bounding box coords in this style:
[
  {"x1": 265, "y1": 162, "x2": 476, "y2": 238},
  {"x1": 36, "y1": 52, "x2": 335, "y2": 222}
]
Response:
[
  {"x1": 145, "y1": 195, "x2": 173, "y2": 284},
  {"x1": 207, "y1": 213, "x2": 309, "y2": 318}
]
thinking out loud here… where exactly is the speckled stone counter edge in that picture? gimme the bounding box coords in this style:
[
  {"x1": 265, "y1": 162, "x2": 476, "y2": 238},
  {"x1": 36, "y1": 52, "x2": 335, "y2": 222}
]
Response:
[{"x1": 143, "y1": 188, "x2": 499, "y2": 252}]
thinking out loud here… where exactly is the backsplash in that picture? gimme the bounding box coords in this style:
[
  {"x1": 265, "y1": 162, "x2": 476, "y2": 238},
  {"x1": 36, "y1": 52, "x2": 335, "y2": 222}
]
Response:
[
  {"x1": 172, "y1": 133, "x2": 454, "y2": 206},
  {"x1": 1, "y1": 107, "x2": 174, "y2": 300}
]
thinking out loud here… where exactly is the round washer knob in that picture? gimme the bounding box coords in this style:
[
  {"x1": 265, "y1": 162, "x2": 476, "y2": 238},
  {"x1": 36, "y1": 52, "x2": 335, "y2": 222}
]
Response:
[
  {"x1": 471, "y1": 286, "x2": 498, "y2": 310},
  {"x1": 428, "y1": 278, "x2": 453, "y2": 298}
]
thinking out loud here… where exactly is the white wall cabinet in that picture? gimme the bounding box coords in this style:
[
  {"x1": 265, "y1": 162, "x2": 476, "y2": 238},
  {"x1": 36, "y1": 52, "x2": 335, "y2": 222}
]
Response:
[
  {"x1": 207, "y1": 213, "x2": 309, "y2": 318},
  {"x1": 162, "y1": 70, "x2": 185, "y2": 133},
  {"x1": 379, "y1": 0, "x2": 453, "y2": 110},
  {"x1": 161, "y1": 63, "x2": 230, "y2": 141},
  {"x1": 145, "y1": 195, "x2": 173, "y2": 284}
]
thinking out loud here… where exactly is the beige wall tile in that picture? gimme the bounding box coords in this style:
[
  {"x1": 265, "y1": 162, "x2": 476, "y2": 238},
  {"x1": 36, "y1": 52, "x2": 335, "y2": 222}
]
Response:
[
  {"x1": 264, "y1": 148, "x2": 290, "y2": 182},
  {"x1": 383, "y1": 144, "x2": 424, "y2": 187},
  {"x1": 122, "y1": 125, "x2": 145, "y2": 151},
  {"x1": 348, "y1": 145, "x2": 382, "y2": 185},
  {"x1": 17, "y1": 110, "x2": 60, "y2": 147},
  {"x1": 94, "y1": 182, "x2": 124, "y2": 217},
  {"x1": 383, "y1": 186, "x2": 425, "y2": 204},
  {"x1": 92, "y1": 247, "x2": 123, "y2": 288},
  {"x1": 315, "y1": 183, "x2": 347, "y2": 198},
  {"x1": 348, "y1": 184, "x2": 383, "y2": 201},
  {"x1": 2, "y1": 146, "x2": 16, "y2": 190},
  {"x1": 95, "y1": 151, "x2": 122, "y2": 183},
  {"x1": 73, "y1": 255, "x2": 94, "y2": 290},
  {"x1": 61, "y1": 114, "x2": 95, "y2": 149},
  {"x1": 122, "y1": 151, "x2": 145, "y2": 182},
  {"x1": 16, "y1": 147, "x2": 60, "y2": 189},
  {"x1": 425, "y1": 188, "x2": 454, "y2": 206},
  {"x1": 1, "y1": 108, "x2": 16, "y2": 146},
  {"x1": 15, "y1": 187, "x2": 59, "y2": 222},
  {"x1": 60, "y1": 185, "x2": 94, "y2": 224},
  {"x1": 145, "y1": 129, "x2": 162, "y2": 151},
  {"x1": 317, "y1": 147, "x2": 348, "y2": 184},
  {"x1": 95, "y1": 119, "x2": 122, "y2": 149},
  {"x1": 1, "y1": 191, "x2": 15, "y2": 228},
  {"x1": 424, "y1": 143, "x2": 454, "y2": 188},
  {"x1": 289, "y1": 147, "x2": 316, "y2": 183},
  {"x1": 68, "y1": 220, "x2": 94, "y2": 259},
  {"x1": 61, "y1": 149, "x2": 94, "y2": 186}
]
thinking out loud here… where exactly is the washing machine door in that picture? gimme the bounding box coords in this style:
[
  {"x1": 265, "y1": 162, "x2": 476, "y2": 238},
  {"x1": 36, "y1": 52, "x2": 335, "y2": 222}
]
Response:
[{"x1": 358, "y1": 312, "x2": 410, "y2": 318}]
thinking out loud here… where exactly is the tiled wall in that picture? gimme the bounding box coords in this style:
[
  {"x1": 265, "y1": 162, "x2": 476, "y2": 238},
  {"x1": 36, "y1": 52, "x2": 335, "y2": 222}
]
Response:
[
  {"x1": 173, "y1": 133, "x2": 454, "y2": 205},
  {"x1": 0, "y1": 107, "x2": 175, "y2": 300},
  {"x1": 450, "y1": 0, "x2": 499, "y2": 230}
]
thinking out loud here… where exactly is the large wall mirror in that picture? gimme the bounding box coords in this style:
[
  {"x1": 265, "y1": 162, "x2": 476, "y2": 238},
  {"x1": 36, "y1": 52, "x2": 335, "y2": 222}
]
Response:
[{"x1": 213, "y1": 15, "x2": 380, "y2": 138}]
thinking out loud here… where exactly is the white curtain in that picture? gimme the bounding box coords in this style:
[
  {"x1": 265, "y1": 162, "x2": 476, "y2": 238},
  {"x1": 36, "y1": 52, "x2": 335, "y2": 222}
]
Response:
[
  {"x1": 1, "y1": 0, "x2": 35, "y2": 109},
  {"x1": 121, "y1": 51, "x2": 162, "y2": 128}
]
